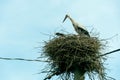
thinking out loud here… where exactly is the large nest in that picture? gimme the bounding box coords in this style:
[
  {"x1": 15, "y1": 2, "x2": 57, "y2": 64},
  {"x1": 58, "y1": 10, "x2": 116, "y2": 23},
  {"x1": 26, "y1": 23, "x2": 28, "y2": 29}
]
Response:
[{"x1": 42, "y1": 34, "x2": 113, "y2": 80}]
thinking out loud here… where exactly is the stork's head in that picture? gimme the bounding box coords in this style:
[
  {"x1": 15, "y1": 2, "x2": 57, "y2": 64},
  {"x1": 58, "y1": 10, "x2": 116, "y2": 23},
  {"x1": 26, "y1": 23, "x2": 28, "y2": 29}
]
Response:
[{"x1": 62, "y1": 14, "x2": 70, "y2": 23}]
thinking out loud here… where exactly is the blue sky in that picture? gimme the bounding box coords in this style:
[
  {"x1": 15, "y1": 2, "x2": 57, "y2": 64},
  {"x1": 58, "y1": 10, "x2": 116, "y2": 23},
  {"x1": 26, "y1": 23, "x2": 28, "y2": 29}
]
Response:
[{"x1": 0, "y1": 0, "x2": 120, "y2": 80}]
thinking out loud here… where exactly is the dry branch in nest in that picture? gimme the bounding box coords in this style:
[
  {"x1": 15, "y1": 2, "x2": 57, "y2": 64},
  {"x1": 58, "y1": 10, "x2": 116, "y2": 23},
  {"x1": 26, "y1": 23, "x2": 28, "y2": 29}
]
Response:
[{"x1": 42, "y1": 34, "x2": 114, "y2": 80}]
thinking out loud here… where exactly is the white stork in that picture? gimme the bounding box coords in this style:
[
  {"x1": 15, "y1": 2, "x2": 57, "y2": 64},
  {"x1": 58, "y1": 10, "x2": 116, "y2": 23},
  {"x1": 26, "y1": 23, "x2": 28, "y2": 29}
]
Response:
[{"x1": 63, "y1": 14, "x2": 90, "y2": 37}]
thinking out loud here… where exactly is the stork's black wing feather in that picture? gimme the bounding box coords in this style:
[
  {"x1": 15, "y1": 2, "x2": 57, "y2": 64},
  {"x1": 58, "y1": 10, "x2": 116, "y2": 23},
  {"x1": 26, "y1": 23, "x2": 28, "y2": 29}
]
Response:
[
  {"x1": 78, "y1": 27, "x2": 90, "y2": 37},
  {"x1": 84, "y1": 30, "x2": 90, "y2": 37}
]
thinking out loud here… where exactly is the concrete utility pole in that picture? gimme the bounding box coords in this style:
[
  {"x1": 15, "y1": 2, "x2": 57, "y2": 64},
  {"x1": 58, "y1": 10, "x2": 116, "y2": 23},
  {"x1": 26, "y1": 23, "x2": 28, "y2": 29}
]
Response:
[{"x1": 74, "y1": 66, "x2": 85, "y2": 80}]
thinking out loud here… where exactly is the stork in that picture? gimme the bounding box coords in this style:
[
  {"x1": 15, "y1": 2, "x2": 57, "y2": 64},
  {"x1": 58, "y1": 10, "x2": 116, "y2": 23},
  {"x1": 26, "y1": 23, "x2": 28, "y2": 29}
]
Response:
[{"x1": 63, "y1": 14, "x2": 90, "y2": 37}]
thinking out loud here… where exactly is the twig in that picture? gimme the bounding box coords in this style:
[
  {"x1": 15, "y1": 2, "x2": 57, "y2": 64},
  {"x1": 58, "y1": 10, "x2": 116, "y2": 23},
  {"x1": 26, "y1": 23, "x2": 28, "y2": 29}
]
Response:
[
  {"x1": 44, "y1": 72, "x2": 58, "y2": 80},
  {"x1": 100, "y1": 34, "x2": 118, "y2": 41},
  {"x1": 100, "y1": 48, "x2": 120, "y2": 57},
  {"x1": 0, "y1": 57, "x2": 50, "y2": 62}
]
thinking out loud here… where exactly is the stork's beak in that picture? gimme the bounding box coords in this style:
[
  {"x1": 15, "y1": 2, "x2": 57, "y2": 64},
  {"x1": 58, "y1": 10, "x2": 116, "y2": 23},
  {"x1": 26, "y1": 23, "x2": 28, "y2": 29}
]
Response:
[{"x1": 62, "y1": 15, "x2": 68, "y2": 23}]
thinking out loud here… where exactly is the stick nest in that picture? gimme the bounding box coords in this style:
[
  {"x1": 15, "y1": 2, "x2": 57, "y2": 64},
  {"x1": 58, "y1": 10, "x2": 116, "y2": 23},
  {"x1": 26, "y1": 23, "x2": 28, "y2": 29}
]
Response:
[{"x1": 42, "y1": 34, "x2": 113, "y2": 80}]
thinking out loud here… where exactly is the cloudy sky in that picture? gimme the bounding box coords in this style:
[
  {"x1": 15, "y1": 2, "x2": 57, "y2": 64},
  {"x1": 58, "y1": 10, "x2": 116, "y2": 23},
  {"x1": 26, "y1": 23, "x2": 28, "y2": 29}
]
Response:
[{"x1": 0, "y1": 0, "x2": 120, "y2": 80}]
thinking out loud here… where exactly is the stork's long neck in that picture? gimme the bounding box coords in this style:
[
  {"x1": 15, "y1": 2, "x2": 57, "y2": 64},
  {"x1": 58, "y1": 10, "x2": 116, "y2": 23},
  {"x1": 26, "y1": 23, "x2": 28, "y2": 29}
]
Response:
[
  {"x1": 67, "y1": 16, "x2": 75, "y2": 24},
  {"x1": 67, "y1": 16, "x2": 77, "y2": 29},
  {"x1": 67, "y1": 15, "x2": 87, "y2": 31}
]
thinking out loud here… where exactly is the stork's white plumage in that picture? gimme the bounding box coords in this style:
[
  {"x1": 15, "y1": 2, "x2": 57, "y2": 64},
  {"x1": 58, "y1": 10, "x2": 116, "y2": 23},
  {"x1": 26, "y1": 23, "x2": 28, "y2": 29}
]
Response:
[{"x1": 63, "y1": 14, "x2": 90, "y2": 37}]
